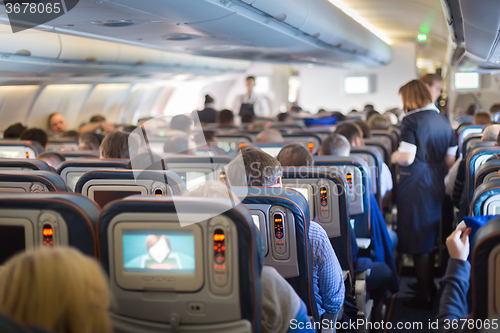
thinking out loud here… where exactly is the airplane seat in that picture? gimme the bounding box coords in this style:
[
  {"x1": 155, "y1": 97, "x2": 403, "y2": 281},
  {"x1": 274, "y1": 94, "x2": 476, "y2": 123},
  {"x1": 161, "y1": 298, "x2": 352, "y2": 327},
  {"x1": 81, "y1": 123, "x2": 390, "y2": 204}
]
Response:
[
  {"x1": 46, "y1": 138, "x2": 79, "y2": 152},
  {"x1": 313, "y1": 156, "x2": 371, "y2": 240},
  {"x1": 97, "y1": 196, "x2": 263, "y2": 333},
  {"x1": 229, "y1": 186, "x2": 321, "y2": 322},
  {"x1": 363, "y1": 139, "x2": 389, "y2": 165},
  {"x1": 466, "y1": 147, "x2": 500, "y2": 205},
  {"x1": 0, "y1": 171, "x2": 70, "y2": 192},
  {"x1": 195, "y1": 145, "x2": 227, "y2": 156},
  {"x1": 58, "y1": 150, "x2": 101, "y2": 159},
  {"x1": 0, "y1": 158, "x2": 51, "y2": 171},
  {"x1": 75, "y1": 170, "x2": 185, "y2": 208},
  {"x1": 459, "y1": 125, "x2": 485, "y2": 156},
  {"x1": 471, "y1": 179, "x2": 500, "y2": 216},
  {"x1": 0, "y1": 192, "x2": 100, "y2": 260},
  {"x1": 351, "y1": 147, "x2": 383, "y2": 206},
  {"x1": 57, "y1": 159, "x2": 129, "y2": 190},
  {"x1": 0, "y1": 313, "x2": 54, "y2": 333},
  {"x1": 0, "y1": 140, "x2": 44, "y2": 159},
  {"x1": 474, "y1": 160, "x2": 500, "y2": 191},
  {"x1": 471, "y1": 215, "x2": 500, "y2": 320},
  {"x1": 390, "y1": 128, "x2": 401, "y2": 144},
  {"x1": 462, "y1": 134, "x2": 482, "y2": 157},
  {"x1": 215, "y1": 135, "x2": 255, "y2": 155},
  {"x1": 371, "y1": 130, "x2": 397, "y2": 153},
  {"x1": 282, "y1": 134, "x2": 322, "y2": 154}
]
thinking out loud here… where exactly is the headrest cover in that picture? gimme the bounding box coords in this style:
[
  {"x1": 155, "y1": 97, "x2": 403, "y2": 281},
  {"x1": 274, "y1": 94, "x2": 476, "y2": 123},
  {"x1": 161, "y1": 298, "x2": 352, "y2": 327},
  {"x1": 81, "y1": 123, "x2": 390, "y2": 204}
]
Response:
[
  {"x1": 0, "y1": 158, "x2": 51, "y2": 171},
  {"x1": 0, "y1": 171, "x2": 69, "y2": 192}
]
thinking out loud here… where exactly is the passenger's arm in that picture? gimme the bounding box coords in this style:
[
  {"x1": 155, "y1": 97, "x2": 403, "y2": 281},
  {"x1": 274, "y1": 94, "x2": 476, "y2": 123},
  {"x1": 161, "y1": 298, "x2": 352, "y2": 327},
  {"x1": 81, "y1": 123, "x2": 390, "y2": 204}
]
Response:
[
  {"x1": 78, "y1": 122, "x2": 115, "y2": 135},
  {"x1": 437, "y1": 227, "x2": 472, "y2": 333}
]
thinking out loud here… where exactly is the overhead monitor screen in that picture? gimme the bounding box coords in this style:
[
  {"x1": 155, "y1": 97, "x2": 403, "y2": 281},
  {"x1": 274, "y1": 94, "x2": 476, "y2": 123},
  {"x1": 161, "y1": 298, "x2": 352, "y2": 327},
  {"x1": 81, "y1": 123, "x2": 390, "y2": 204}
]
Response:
[
  {"x1": 122, "y1": 230, "x2": 195, "y2": 273},
  {"x1": 0, "y1": 226, "x2": 25, "y2": 265},
  {"x1": 252, "y1": 215, "x2": 260, "y2": 230},
  {"x1": 93, "y1": 190, "x2": 143, "y2": 208},
  {"x1": 260, "y1": 147, "x2": 283, "y2": 158},
  {"x1": 344, "y1": 76, "x2": 370, "y2": 94},
  {"x1": 455, "y1": 72, "x2": 480, "y2": 90},
  {"x1": 175, "y1": 171, "x2": 208, "y2": 191}
]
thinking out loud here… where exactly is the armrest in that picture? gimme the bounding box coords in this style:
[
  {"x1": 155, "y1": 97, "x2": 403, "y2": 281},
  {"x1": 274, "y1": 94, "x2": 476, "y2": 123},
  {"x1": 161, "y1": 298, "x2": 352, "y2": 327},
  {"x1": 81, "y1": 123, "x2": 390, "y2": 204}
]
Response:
[{"x1": 320, "y1": 312, "x2": 338, "y2": 333}]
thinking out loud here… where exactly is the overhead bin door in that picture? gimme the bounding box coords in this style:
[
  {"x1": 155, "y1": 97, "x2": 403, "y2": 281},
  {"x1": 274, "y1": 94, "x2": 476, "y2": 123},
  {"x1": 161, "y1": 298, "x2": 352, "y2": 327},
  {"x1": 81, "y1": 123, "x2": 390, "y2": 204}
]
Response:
[{"x1": 248, "y1": 0, "x2": 310, "y2": 28}]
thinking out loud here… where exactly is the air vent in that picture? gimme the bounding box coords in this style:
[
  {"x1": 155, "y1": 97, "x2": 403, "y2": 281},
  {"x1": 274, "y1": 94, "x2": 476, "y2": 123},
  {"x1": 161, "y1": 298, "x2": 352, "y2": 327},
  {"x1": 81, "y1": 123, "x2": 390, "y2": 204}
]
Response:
[
  {"x1": 92, "y1": 20, "x2": 143, "y2": 27},
  {"x1": 160, "y1": 33, "x2": 201, "y2": 41}
]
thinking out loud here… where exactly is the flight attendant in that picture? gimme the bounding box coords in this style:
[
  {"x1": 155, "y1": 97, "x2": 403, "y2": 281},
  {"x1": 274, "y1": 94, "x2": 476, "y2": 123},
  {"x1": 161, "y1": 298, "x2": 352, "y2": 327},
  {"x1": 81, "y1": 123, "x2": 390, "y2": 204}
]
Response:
[
  {"x1": 391, "y1": 80, "x2": 456, "y2": 308},
  {"x1": 234, "y1": 76, "x2": 270, "y2": 120}
]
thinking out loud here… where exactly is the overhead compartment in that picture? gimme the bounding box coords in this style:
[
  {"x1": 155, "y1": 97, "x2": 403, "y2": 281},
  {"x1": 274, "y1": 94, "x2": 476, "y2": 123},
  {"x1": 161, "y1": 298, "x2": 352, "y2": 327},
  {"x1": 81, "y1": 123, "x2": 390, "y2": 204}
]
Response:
[
  {"x1": 0, "y1": 24, "x2": 61, "y2": 59},
  {"x1": 249, "y1": 0, "x2": 310, "y2": 28}
]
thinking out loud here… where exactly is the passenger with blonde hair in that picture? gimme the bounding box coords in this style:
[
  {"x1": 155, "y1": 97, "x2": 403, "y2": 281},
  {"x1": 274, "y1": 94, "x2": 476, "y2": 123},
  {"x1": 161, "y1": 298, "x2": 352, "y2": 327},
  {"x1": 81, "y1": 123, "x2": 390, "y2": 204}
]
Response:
[
  {"x1": 391, "y1": 79, "x2": 457, "y2": 309},
  {"x1": 0, "y1": 247, "x2": 112, "y2": 333}
]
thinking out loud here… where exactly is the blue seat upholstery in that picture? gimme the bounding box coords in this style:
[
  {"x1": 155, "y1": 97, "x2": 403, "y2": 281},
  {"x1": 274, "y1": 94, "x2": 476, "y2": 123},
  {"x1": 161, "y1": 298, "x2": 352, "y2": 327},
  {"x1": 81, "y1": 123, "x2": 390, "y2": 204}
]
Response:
[
  {"x1": 471, "y1": 179, "x2": 500, "y2": 216},
  {"x1": 351, "y1": 146, "x2": 384, "y2": 205},
  {"x1": 0, "y1": 140, "x2": 44, "y2": 159},
  {"x1": 0, "y1": 158, "x2": 51, "y2": 171},
  {"x1": 97, "y1": 196, "x2": 263, "y2": 333},
  {"x1": 0, "y1": 192, "x2": 100, "y2": 257},
  {"x1": 466, "y1": 147, "x2": 500, "y2": 205},
  {"x1": 458, "y1": 125, "x2": 484, "y2": 156},
  {"x1": 474, "y1": 160, "x2": 500, "y2": 190},
  {"x1": 0, "y1": 171, "x2": 69, "y2": 192},
  {"x1": 0, "y1": 313, "x2": 53, "y2": 333}
]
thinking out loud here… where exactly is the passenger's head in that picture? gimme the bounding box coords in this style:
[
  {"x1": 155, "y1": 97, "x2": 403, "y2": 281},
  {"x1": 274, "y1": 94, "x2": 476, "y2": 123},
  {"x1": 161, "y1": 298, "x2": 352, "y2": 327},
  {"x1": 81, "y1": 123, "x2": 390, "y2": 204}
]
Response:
[
  {"x1": 36, "y1": 152, "x2": 66, "y2": 169},
  {"x1": 170, "y1": 114, "x2": 192, "y2": 134},
  {"x1": 227, "y1": 146, "x2": 282, "y2": 187},
  {"x1": 163, "y1": 135, "x2": 196, "y2": 155},
  {"x1": 241, "y1": 113, "x2": 255, "y2": 124},
  {"x1": 368, "y1": 115, "x2": 392, "y2": 130},
  {"x1": 363, "y1": 104, "x2": 375, "y2": 113},
  {"x1": 100, "y1": 131, "x2": 137, "y2": 159},
  {"x1": 256, "y1": 129, "x2": 284, "y2": 143},
  {"x1": 89, "y1": 115, "x2": 106, "y2": 123},
  {"x1": 3, "y1": 122, "x2": 27, "y2": 139},
  {"x1": 0, "y1": 247, "x2": 112, "y2": 333},
  {"x1": 334, "y1": 122, "x2": 363, "y2": 147},
  {"x1": 399, "y1": 79, "x2": 433, "y2": 112},
  {"x1": 489, "y1": 103, "x2": 500, "y2": 115},
  {"x1": 276, "y1": 143, "x2": 313, "y2": 167},
  {"x1": 466, "y1": 103, "x2": 482, "y2": 116},
  {"x1": 420, "y1": 73, "x2": 443, "y2": 103},
  {"x1": 218, "y1": 109, "x2": 235, "y2": 126},
  {"x1": 60, "y1": 130, "x2": 79, "y2": 138},
  {"x1": 366, "y1": 110, "x2": 380, "y2": 122},
  {"x1": 354, "y1": 120, "x2": 371, "y2": 139},
  {"x1": 79, "y1": 132, "x2": 102, "y2": 151},
  {"x1": 47, "y1": 113, "x2": 68, "y2": 134},
  {"x1": 473, "y1": 111, "x2": 492, "y2": 125},
  {"x1": 320, "y1": 133, "x2": 351, "y2": 157},
  {"x1": 289, "y1": 105, "x2": 302, "y2": 114},
  {"x1": 277, "y1": 112, "x2": 292, "y2": 123},
  {"x1": 204, "y1": 94, "x2": 214, "y2": 107},
  {"x1": 245, "y1": 76, "x2": 256, "y2": 94},
  {"x1": 20, "y1": 128, "x2": 48, "y2": 148},
  {"x1": 482, "y1": 125, "x2": 500, "y2": 143}
]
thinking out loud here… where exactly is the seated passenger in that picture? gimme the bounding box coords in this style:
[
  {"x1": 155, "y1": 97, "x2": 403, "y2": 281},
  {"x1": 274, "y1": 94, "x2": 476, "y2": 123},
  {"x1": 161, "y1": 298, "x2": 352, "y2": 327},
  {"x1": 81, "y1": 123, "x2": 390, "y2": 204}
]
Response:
[
  {"x1": 78, "y1": 115, "x2": 116, "y2": 136},
  {"x1": 217, "y1": 109, "x2": 235, "y2": 128},
  {"x1": 335, "y1": 123, "x2": 393, "y2": 202},
  {"x1": 47, "y1": 113, "x2": 68, "y2": 138},
  {"x1": 227, "y1": 147, "x2": 345, "y2": 317},
  {"x1": 368, "y1": 115, "x2": 393, "y2": 131},
  {"x1": 187, "y1": 181, "x2": 315, "y2": 333},
  {"x1": 79, "y1": 132, "x2": 103, "y2": 151},
  {"x1": 163, "y1": 135, "x2": 196, "y2": 155},
  {"x1": 170, "y1": 114, "x2": 193, "y2": 135},
  {"x1": 354, "y1": 120, "x2": 372, "y2": 139},
  {"x1": 3, "y1": 122, "x2": 27, "y2": 139},
  {"x1": 60, "y1": 130, "x2": 80, "y2": 138},
  {"x1": 277, "y1": 112, "x2": 293, "y2": 123},
  {"x1": 256, "y1": 129, "x2": 284, "y2": 144},
  {"x1": 275, "y1": 143, "x2": 313, "y2": 166},
  {"x1": 20, "y1": 128, "x2": 48, "y2": 149},
  {"x1": 36, "y1": 152, "x2": 66, "y2": 169},
  {"x1": 0, "y1": 247, "x2": 112, "y2": 333},
  {"x1": 194, "y1": 130, "x2": 217, "y2": 147},
  {"x1": 100, "y1": 131, "x2": 138, "y2": 159},
  {"x1": 472, "y1": 111, "x2": 492, "y2": 126},
  {"x1": 318, "y1": 133, "x2": 350, "y2": 157}
]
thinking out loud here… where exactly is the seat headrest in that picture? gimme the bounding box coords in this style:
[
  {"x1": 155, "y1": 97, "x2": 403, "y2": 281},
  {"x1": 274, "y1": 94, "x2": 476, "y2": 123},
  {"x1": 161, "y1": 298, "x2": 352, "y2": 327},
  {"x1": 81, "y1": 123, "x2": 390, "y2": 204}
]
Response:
[
  {"x1": 0, "y1": 140, "x2": 44, "y2": 158},
  {"x1": 57, "y1": 159, "x2": 129, "y2": 174},
  {"x1": 0, "y1": 171, "x2": 69, "y2": 192},
  {"x1": 0, "y1": 158, "x2": 51, "y2": 171}
]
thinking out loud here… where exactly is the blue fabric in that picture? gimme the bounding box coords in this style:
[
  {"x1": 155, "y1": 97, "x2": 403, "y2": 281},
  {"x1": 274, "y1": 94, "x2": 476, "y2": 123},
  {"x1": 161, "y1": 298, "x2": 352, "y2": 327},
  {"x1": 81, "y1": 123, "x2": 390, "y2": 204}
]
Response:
[
  {"x1": 288, "y1": 302, "x2": 316, "y2": 333},
  {"x1": 304, "y1": 116, "x2": 337, "y2": 127},
  {"x1": 463, "y1": 215, "x2": 497, "y2": 255},
  {"x1": 368, "y1": 192, "x2": 399, "y2": 293},
  {"x1": 309, "y1": 221, "x2": 345, "y2": 316}
]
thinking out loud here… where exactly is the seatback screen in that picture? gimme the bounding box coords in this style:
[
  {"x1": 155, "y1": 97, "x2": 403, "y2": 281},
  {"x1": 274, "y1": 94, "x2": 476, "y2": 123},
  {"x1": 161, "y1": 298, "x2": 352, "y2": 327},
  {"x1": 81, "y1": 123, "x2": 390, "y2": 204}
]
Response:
[
  {"x1": 496, "y1": 206, "x2": 500, "y2": 215},
  {"x1": 0, "y1": 226, "x2": 25, "y2": 265},
  {"x1": 93, "y1": 190, "x2": 142, "y2": 208},
  {"x1": 175, "y1": 171, "x2": 208, "y2": 191},
  {"x1": 122, "y1": 230, "x2": 195, "y2": 274},
  {"x1": 252, "y1": 215, "x2": 260, "y2": 230}
]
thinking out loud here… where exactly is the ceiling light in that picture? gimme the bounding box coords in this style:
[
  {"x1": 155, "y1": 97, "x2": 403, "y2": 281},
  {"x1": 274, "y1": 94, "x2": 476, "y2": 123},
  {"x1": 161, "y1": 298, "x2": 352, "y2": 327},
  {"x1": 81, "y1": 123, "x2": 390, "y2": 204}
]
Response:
[{"x1": 328, "y1": 0, "x2": 392, "y2": 45}]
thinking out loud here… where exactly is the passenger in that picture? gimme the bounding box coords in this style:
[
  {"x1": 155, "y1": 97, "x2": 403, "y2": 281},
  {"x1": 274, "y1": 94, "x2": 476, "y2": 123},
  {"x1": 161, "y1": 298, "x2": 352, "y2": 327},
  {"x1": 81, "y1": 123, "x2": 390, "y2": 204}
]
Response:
[
  {"x1": 465, "y1": 103, "x2": 482, "y2": 116},
  {"x1": 234, "y1": 76, "x2": 270, "y2": 118},
  {"x1": 489, "y1": 103, "x2": 500, "y2": 116},
  {"x1": 472, "y1": 111, "x2": 492, "y2": 125},
  {"x1": 195, "y1": 95, "x2": 217, "y2": 124},
  {"x1": 60, "y1": 130, "x2": 80, "y2": 138},
  {"x1": 277, "y1": 112, "x2": 293, "y2": 123},
  {"x1": 194, "y1": 130, "x2": 217, "y2": 147},
  {"x1": 366, "y1": 110, "x2": 380, "y2": 122},
  {"x1": 318, "y1": 133, "x2": 350, "y2": 157},
  {"x1": 217, "y1": 109, "x2": 236, "y2": 127},
  {"x1": 276, "y1": 143, "x2": 313, "y2": 167},
  {"x1": 3, "y1": 122, "x2": 27, "y2": 139},
  {"x1": 20, "y1": 128, "x2": 48, "y2": 149},
  {"x1": 368, "y1": 115, "x2": 393, "y2": 131},
  {"x1": 420, "y1": 73, "x2": 443, "y2": 104},
  {"x1": 0, "y1": 247, "x2": 112, "y2": 333},
  {"x1": 187, "y1": 181, "x2": 315, "y2": 333},
  {"x1": 227, "y1": 147, "x2": 345, "y2": 317},
  {"x1": 363, "y1": 104, "x2": 375, "y2": 113},
  {"x1": 100, "y1": 131, "x2": 138, "y2": 159},
  {"x1": 392, "y1": 79, "x2": 456, "y2": 309},
  {"x1": 78, "y1": 115, "x2": 116, "y2": 136},
  {"x1": 169, "y1": 114, "x2": 193, "y2": 135},
  {"x1": 36, "y1": 152, "x2": 66, "y2": 169},
  {"x1": 241, "y1": 113, "x2": 256, "y2": 125},
  {"x1": 256, "y1": 129, "x2": 284, "y2": 143},
  {"x1": 79, "y1": 132, "x2": 103, "y2": 151},
  {"x1": 353, "y1": 120, "x2": 372, "y2": 139},
  {"x1": 47, "y1": 113, "x2": 68, "y2": 137},
  {"x1": 163, "y1": 135, "x2": 196, "y2": 155}
]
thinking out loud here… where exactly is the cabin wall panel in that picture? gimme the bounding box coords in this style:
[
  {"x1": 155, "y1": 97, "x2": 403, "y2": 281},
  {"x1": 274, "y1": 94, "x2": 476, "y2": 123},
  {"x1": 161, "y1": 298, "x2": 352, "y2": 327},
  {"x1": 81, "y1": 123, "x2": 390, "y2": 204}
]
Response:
[{"x1": 0, "y1": 86, "x2": 40, "y2": 131}]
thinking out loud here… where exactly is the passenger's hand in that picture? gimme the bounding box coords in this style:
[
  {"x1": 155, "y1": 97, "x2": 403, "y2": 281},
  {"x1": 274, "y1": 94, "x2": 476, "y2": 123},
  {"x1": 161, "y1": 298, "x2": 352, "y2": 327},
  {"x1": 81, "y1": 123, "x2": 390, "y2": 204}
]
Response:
[
  {"x1": 101, "y1": 122, "x2": 116, "y2": 133},
  {"x1": 446, "y1": 227, "x2": 472, "y2": 261}
]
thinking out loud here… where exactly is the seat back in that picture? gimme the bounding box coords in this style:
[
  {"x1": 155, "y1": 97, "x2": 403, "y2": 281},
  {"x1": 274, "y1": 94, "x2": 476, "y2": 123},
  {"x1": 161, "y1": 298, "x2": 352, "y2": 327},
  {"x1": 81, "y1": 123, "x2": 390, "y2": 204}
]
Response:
[
  {"x1": 57, "y1": 159, "x2": 129, "y2": 190},
  {"x1": 0, "y1": 140, "x2": 44, "y2": 158},
  {"x1": 371, "y1": 130, "x2": 397, "y2": 153},
  {"x1": 314, "y1": 156, "x2": 371, "y2": 238},
  {"x1": 351, "y1": 146, "x2": 383, "y2": 203},
  {"x1": 0, "y1": 171, "x2": 69, "y2": 192},
  {"x1": 216, "y1": 135, "x2": 254, "y2": 155},
  {"x1": 281, "y1": 167, "x2": 354, "y2": 277},
  {"x1": 471, "y1": 179, "x2": 500, "y2": 216},
  {"x1": 233, "y1": 187, "x2": 319, "y2": 322},
  {"x1": 466, "y1": 147, "x2": 500, "y2": 204},
  {"x1": 75, "y1": 170, "x2": 185, "y2": 208},
  {"x1": 364, "y1": 138, "x2": 390, "y2": 165},
  {"x1": 459, "y1": 125, "x2": 484, "y2": 155},
  {"x1": 471, "y1": 216, "x2": 500, "y2": 320},
  {"x1": 462, "y1": 134, "x2": 482, "y2": 157},
  {"x1": 474, "y1": 160, "x2": 500, "y2": 191},
  {"x1": 58, "y1": 151, "x2": 101, "y2": 159},
  {"x1": 97, "y1": 196, "x2": 262, "y2": 333},
  {"x1": 0, "y1": 193, "x2": 100, "y2": 263},
  {"x1": 46, "y1": 138, "x2": 79, "y2": 152},
  {"x1": 282, "y1": 134, "x2": 322, "y2": 153},
  {"x1": 0, "y1": 158, "x2": 51, "y2": 171}
]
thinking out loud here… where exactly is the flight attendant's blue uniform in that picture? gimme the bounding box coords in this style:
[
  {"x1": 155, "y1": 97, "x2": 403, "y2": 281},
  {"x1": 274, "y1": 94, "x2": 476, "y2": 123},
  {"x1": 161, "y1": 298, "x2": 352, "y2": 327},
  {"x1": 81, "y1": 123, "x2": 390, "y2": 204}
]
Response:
[{"x1": 397, "y1": 104, "x2": 456, "y2": 254}]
